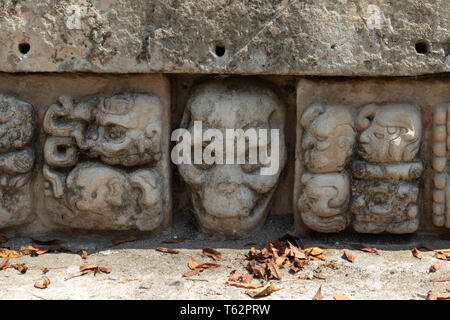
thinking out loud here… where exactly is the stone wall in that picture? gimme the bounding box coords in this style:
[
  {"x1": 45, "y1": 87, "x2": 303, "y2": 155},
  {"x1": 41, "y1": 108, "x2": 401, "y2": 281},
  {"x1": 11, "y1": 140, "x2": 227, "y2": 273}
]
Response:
[{"x1": 0, "y1": 0, "x2": 448, "y2": 237}]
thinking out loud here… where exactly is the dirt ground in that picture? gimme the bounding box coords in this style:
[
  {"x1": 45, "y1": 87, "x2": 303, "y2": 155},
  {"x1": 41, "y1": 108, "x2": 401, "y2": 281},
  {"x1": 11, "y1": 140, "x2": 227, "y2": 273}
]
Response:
[{"x1": 1, "y1": 213, "x2": 449, "y2": 300}]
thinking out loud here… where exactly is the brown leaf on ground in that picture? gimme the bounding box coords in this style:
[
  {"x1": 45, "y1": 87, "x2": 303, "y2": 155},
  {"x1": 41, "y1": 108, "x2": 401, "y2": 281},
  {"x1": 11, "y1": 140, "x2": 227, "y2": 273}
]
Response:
[
  {"x1": 0, "y1": 258, "x2": 9, "y2": 270},
  {"x1": 80, "y1": 250, "x2": 88, "y2": 259},
  {"x1": 119, "y1": 279, "x2": 137, "y2": 284},
  {"x1": 298, "y1": 274, "x2": 314, "y2": 280},
  {"x1": 431, "y1": 275, "x2": 450, "y2": 282},
  {"x1": 342, "y1": 251, "x2": 355, "y2": 263},
  {"x1": 182, "y1": 269, "x2": 202, "y2": 277},
  {"x1": 112, "y1": 236, "x2": 137, "y2": 246},
  {"x1": 427, "y1": 290, "x2": 450, "y2": 300},
  {"x1": 246, "y1": 283, "x2": 280, "y2": 298},
  {"x1": 313, "y1": 286, "x2": 323, "y2": 300},
  {"x1": 31, "y1": 239, "x2": 64, "y2": 246},
  {"x1": 305, "y1": 247, "x2": 324, "y2": 257},
  {"x1": 12, "y1": 264, "x2": 28, "y2": 274},
  {"x1": 0, "y1": 235, "x2": 8, "y2": 244},
  {"x1": 412, "y1": 248, "x2": 422, "y2": 259},
  {"x1": 227, "y1": 281, "x2": 264, "y2": 289},
  {"x1": 0, "y1": 248, "x2": 21, "y2": 258},
  {"x1": 349, "y1": 243, "x2": 377, "y2": 253},
  {"x1": 267, "y1": 261, "x2": 282, "y2": 280},
  {"x1": 65, "y1": 264, "x2": 111, "y2": 280},
  {"x1": 156, "y1": 247, "x2": 180, "y2": 254},
  {"x1": 42, "y1": 268, "x2": 49, "y2": 274},
  {"x1": 202, "y1": 248, "x2": 224, "y2": 261},
  {"x1": 20, "y1": 245, "x2": 48, "y2": 256},
  {"x1": 228, "y1": 270, "x2": 253, "y2": 284},
  {"x1": 196, "y1": 263, "x2": 221, "y2": 269},
  {"x1": 162, "y1": 237, "x2": 186, "y2": 244},
  {"x1": 430, "y1": 261, "x2": 442, "y2": 273},
  {"x1": 434, "y1": 249, "x2": 450, "y2": 261},
  {"x1": 333, "y1": 293, "x2": 350, "y2": 300},
  {"x1": 34, "y1": 276, "x2": 50, "y2": 289},
  {"x1": 188, "y1": 257, "x2": 201, "y2": 270}
]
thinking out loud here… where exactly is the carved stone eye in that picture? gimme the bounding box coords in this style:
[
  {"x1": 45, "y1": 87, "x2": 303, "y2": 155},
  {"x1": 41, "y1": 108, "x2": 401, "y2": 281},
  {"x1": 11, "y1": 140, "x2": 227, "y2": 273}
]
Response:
[
  {"x1": 373, "y1": 132, "x2": 385, "y2": 139},
  {"x1": 104, "y1": 125, "x2": 126, "y2": 141}
]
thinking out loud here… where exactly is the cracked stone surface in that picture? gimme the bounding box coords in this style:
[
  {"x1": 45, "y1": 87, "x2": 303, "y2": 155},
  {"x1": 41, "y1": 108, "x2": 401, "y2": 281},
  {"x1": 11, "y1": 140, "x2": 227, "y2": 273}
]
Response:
[
  {"x1": 0, "y1": 0, "x2": 448, "y2": 75},
  {"x1": 1, "y1": 213, "x2": 450, "y2": 300}
]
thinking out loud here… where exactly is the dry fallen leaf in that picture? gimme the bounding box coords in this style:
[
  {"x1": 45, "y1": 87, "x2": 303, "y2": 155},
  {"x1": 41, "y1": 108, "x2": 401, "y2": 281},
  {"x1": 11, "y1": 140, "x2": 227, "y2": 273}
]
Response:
[
  {"x1": 156, "y1": 247, "x2": 180, "y2": 254},
  {"x1": 20, "y1": 245, "x2": 48, "y2": 256},
  {"x1": 42, "y1": 268, "x2": 49, "y2": 274},
  {"x1": 246, "y1": 283, "x2": 280, "y2": 298},
  {"x1": 112, "y1": 236, "x2": 137, "y2": 246},
  {"x1": 313, "y1": 286, "x2": 323, "y2": 300},
  {"x1": 342, "y1": 251, "x2": 355, "y2": 263},
  {"x1": 434, "y1": 249, "x2": 450, "y2": 261},
  {"x1": 162, "y1": 237, "x2": 186, "y2": 244},
  {"x1": 0, "y1": 248, "x2": 21, "y2": 258},
  {"x1": 227, "y1": 281, "x2": 264, "y2": 289},
  {"x1": 427, "y1": 290, "x2": 450, "y2": 300},
  {"x1": 0, "y1": 235, "x2": 8, "y2": 244},
  {"x1": 80, "y1": 250, "x2": 88, "y2": 260},
  {"x1": 298, "y1": 274, "x2": 314, "y2": 280},
  {"x1": 305, "y1": 247, "x2": 324, "y2": 256},
  {"x1": 412, "y1": 248, "x2": 423, "y2": 259},
  {"x1": 431, "y1": 275, "x2": 450, "y2": 282},
  {"x1": 430, "y1": 261, "x2": 442, "y2": 273},
  {"x1": 196, "y1": 263, "x2": 221, "y2": 269},
  {"x1": 12, "y1": 264, "x2": 28, "y2": 274},
  {"x1": 202, "y1": 248, "x2": 224, "y2": 261},
  {"x1": 188, "y1": 257, "x2": 201, "y2": 270},
  {"x1": 182, "y1": 269, "x2": 202, "y2": 277},
  {"x1": 418, "y1": 244, "x2": 439, "y2": 251},
  {"x1": 31, "y1": 239, "x2": 64, "y2": 246},
  {"x1": 34, "y1": 276, "x2": 50, "y2": 289},
  {"x1": 119, "y1": 279, "x2": 137, "y2": 284},
  {"x1": 0, "y1": 258, "x2": 9, "y2": 270},
  {"x1": 65, "y1": 264, "x2": 111, "y2": 280},
  {"x1": 349, "y1": 243, "x2": 377, "y2": 253},
  {"x1": 333, "y1": 293, "x2": 350, "y2": 300}
]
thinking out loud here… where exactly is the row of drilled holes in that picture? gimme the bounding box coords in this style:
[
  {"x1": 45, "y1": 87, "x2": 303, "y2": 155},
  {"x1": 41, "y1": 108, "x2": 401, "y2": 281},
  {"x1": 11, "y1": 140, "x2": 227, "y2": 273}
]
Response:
[{"x1": 17, "y1": 41, "x2": 430, "y2": 57}]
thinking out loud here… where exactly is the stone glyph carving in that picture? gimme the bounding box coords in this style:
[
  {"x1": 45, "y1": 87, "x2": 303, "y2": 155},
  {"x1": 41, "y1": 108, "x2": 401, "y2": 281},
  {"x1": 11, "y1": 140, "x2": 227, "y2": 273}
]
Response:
[
  {"x1": 432, "y1": 103, "x2": 450, "y2": 228},
  {"x1": 43, "y1": 93, "x2": 168, "y2": 231},
  {"x1": 296, "y1": 102, "x2": 355, "y2": 232},
  {"x1": 177, "y1": 80, "x2": 287, "y2": 238},
  {"x1": 351, "y1": 104, "x2": 423, "y2": 233},
  {"x1": 0, "y1": 94, "x2": 35, "y2": 228}
]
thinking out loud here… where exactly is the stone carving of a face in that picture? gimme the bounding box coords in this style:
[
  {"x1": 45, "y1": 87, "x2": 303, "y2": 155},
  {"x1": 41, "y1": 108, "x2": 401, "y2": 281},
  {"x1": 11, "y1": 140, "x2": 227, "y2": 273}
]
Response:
[
  {"x1": 43, "y1": 92, "x2": 167, "y2": 231},
  {"x1": 297, "y1": 172, "x2": 350, "y2": 232},
  {"x1": 301, "y1": 103, "x2": 355, "y2": 173},
  {"x1": 351, "y1": 180, "x2": 420, "y2": 233},
  {"x1": 355, "y1": 104, "x2": 422, "y2": 163},
  {"x1": 0, "y1": 94, "x2": 35, "y2": 227},
  {"x1": 44, "y1": 93, "x2": 162, "y2": 167},
  {"x1": 178, "y1": 80, "x2": 287, "y2": 238}
]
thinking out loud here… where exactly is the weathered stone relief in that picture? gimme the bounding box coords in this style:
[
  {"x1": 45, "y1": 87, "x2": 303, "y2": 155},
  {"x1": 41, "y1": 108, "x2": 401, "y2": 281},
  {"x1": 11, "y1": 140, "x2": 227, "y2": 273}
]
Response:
[
  {"x1": 177, "y1": 80, "x2": 287, "y2": 238},
  {"x1": 296, "y1": 99, "x2": 424, "y2": 234},
  {"x1": 43, "y1": 92, "x2": 169, "y2": 231},
  {"x1": 296, "y1": 102, "x2": 355, "y2": 232},
  {"x1": 0, "y1": 94, "x2": 35, "y2": 228},
  {"x1": 432, "y1": 103, "x2": 450, "y2": 228},
  {"x1": 351, "y1": 104, "x2": 423, "y2": 234}
]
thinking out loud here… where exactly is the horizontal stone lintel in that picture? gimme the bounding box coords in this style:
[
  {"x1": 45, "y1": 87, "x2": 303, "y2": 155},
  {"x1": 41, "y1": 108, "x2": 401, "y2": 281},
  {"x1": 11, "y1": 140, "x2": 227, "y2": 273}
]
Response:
[{"x1": 0, "y1": 0, "x2": 448, "y2": 75}]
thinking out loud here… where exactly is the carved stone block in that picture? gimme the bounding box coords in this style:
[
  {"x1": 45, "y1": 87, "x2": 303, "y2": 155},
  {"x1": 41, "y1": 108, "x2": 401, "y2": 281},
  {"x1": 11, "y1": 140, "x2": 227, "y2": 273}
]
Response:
[
  {"x1": 294, "y1": 79, "x2": 448, "y2": 234},
  {"x1": 177, "y1": 79, "x2": 287, "y2": 238},
  {"x1": 0, "y1": 94, "x2": 36, "y2": 228},
  {"x1": 41, "y1": 79, "x2": 171, "y2": 231}
]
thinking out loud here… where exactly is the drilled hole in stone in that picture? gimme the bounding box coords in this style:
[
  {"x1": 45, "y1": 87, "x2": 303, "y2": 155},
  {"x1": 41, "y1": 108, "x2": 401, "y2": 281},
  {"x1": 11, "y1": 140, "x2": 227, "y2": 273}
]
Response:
[
  {"x1": 215, "y1": 45, "x2": 225, "y2": 57},
  {"x1": 415, "y1": 41, "x2": 429, "y2": 54},
  {"x1": 18, "y1": 43, "x2": 30, "y2": 54}
]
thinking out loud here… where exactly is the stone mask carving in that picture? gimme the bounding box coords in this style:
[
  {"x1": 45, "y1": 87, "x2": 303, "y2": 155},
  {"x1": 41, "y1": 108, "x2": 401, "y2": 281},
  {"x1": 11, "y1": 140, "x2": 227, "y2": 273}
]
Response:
[
  {"x1": 301, "y1": 103, "x2": 355, "y2": 173},
  {"x1": 177, "y1": 80, "x2": 287, "y2": 238},
  {"x1": 43, "y1": 92, "x2": 167, "y2": 231},
  {"x1": 356, "y1": 104, "x2": 422, "y2": 163},
  {"x1": 0, "y1": 95, "x2": 35, "y2": 228},
  {"x1": 297, "y1": 172, "x2": 351, "y2": 232},
  {"x1": 44, "y1": 93, "x2": 162, "y2": 167}
]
